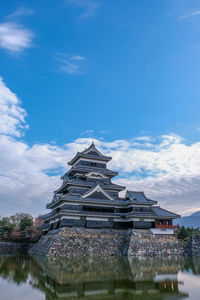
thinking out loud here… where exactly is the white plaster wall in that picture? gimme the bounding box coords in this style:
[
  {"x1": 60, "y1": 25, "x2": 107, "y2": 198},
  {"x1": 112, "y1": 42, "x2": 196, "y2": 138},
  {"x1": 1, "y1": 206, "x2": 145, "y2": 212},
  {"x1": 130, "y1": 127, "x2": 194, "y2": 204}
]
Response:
[{"x1": 150, "y1": 228, "x2": 174, "y2": 235}]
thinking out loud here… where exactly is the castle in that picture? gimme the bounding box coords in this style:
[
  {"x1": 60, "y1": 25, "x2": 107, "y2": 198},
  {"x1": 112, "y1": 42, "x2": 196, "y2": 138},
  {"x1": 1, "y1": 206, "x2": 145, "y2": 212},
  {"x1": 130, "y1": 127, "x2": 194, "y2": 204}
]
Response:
[{"x1": 42, "y1": 143, "x2": 179, "y2": 234}]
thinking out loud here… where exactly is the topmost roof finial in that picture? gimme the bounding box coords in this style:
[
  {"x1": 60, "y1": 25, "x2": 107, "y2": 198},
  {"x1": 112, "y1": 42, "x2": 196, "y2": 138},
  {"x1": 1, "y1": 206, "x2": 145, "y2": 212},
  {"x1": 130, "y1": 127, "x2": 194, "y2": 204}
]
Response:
[{"x1": 92, "y1": 140, "x2": 94, "y2": 145}]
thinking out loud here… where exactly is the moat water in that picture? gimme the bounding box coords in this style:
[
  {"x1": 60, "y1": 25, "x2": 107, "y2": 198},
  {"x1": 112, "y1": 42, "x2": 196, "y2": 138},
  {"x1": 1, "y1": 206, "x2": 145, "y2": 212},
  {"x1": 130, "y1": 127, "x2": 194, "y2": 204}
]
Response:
[{"x1": 0, "y1": 255, "x2": 200, "y2": 300}]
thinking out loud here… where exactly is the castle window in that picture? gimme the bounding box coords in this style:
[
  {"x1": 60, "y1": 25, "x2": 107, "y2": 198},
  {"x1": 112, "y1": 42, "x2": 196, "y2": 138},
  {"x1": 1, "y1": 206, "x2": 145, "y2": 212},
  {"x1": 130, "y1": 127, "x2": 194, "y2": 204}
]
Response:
[{"x1": 90, "y1": 162, "x2": 97, "y2": 167}]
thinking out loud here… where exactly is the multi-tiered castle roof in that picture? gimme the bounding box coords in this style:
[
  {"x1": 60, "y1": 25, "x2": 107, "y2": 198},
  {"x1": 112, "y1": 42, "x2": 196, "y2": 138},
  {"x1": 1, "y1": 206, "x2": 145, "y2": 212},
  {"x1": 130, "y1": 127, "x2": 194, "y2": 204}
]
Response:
[{"x1": 42, "y1": 143, "x2": 179, "y2": 232}]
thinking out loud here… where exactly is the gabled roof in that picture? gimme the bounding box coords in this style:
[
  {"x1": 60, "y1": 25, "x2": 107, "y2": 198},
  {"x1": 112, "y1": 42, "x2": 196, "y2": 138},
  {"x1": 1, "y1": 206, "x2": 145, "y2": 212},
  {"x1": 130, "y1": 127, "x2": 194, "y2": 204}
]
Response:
[
  {"x1": 81, "y1": 184, "x2": 114, "y2": 200},
  {"x1": 68, "y1": 143, "x2": 112, "y2": 165},
  {"x1": 82, "y1": 142, "x2": 104, "y2": 156},
  {"x1": 151, "y1": 207, "x2": 180, "y2": 218},
  {"x1": 125, "y1": 191, "x2": 157, "y2": 205}
]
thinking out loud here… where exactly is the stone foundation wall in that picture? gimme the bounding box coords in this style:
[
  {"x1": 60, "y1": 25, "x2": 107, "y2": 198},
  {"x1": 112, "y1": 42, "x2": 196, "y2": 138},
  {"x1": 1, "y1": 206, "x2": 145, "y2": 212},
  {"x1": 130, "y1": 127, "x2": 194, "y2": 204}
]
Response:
[
  {"x1": 186, "y1": 234, "x2": 200, "y2": 256},
  {"x1": 0, "y1": 242, "x2": 29, "y2": 255},
  {"x1": 29, "y1": 227, "x2": 185, "y2": 257},
  {"x1": 29, "y1": 229, "x2": 62, "y2": 255},
  {"x1": 29, "y1": 227, "x2": 128, "y2": 256},
  {"x1": 128, "y1": 229, "x2": 185, "y2": 256}
]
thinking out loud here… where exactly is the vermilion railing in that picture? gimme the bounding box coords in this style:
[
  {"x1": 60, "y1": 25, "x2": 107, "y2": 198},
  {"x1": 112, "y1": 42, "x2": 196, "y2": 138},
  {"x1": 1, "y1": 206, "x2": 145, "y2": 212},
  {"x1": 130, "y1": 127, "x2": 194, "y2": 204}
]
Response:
[{"x1": 155, "y1": 225, "x2": 178, "y2": 228}]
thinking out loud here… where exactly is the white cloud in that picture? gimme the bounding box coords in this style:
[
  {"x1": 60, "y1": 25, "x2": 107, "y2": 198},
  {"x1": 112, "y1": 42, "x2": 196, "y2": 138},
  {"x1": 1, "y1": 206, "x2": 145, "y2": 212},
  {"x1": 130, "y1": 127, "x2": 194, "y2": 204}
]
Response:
[
  {"x1": 0, "y1": 22, "x2": 33, "y2": 52},
  {"x1": 66, "y1": 0, "x2": 100, "y2": 18},
  {"x1": 116, "y1": 175, "x2": 200, "y2": 217},
  {"x1": 0, "y1": 78, "x2": 200, "y2": 217},
  {"x1": 179, "y1": 10, "x2": 200, "y2": 20},
  {"x1": 56, "y1": 54, "x2": 86, "y2": 74},
  {"x1": 106, "y1": 134, "x2": 200, "y2": 176},
  {"x1": 0, "y1": 136, "x2": 66, "y2": 216},
  {"x1": 0, "y1": 77, "x2": 27, "y2": 136},
  {"x1": 132, "y1": 136, "x2": 153, "y2": 142},
  {"x1": 7, "y1": 8, "x2": 34, "y2": 19},
  {"x1": 81, "y1": 129, "x2": 94, "y2": 136},
  {"x1": 71, "y1": 55, "x2": 85, "y2": 60}
]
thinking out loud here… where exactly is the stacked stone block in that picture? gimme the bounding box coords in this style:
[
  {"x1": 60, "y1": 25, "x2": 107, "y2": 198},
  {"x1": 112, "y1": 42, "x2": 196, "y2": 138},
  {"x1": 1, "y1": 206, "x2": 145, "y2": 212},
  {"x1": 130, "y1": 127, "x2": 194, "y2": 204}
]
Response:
[{"x1": 29, "y1": 228, "x2": 185, "y2": 257}]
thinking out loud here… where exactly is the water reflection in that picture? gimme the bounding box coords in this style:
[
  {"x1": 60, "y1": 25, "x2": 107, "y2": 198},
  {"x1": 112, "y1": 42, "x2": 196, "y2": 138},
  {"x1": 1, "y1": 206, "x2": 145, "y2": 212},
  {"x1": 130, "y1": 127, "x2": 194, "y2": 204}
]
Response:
[{"x1": 0, "y1": 255, "x2": 200, "y2": 299}]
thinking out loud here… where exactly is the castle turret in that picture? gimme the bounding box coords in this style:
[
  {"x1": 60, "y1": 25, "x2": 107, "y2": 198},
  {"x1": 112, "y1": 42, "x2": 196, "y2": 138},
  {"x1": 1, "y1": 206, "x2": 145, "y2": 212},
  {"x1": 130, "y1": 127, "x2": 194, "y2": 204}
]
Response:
[{"x1": 42, "y1": 143, "x2": 179, "y2": 233}]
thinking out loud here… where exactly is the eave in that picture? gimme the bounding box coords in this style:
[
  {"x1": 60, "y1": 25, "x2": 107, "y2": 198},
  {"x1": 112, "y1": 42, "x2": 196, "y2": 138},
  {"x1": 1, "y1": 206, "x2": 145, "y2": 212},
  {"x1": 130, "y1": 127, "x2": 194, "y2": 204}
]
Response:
[
  {"x1": 67, "y1": 165, "x2": 118, "y2": 177},
  {"x1": 55, "y1": 179, "x2": 125, "y2": 194},
  {"x1": 43, "y1": 210, "x2": 125, "y2": 222},
  {"x1": 152, "y1": 207, "x2": 181, "y2": 219},
  {"x1": 68, "y1": 153, "x2": 111, "y2": 165},
  {"x1": 46, "y1": 195, "x2": 129, "y2": 209}
]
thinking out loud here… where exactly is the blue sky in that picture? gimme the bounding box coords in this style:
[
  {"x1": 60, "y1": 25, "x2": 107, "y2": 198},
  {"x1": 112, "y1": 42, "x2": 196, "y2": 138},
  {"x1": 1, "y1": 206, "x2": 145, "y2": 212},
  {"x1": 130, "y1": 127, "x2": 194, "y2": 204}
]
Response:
[{"x1": 0, "y1": 0, "x2": 200, "y2": 216}]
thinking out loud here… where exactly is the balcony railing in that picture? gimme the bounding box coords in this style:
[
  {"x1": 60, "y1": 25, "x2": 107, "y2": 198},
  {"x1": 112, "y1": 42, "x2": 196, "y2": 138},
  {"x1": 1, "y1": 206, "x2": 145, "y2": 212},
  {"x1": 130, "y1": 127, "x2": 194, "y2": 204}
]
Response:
[{"x1": 156, "y1": 224, "x2": 178, "y2": 228}]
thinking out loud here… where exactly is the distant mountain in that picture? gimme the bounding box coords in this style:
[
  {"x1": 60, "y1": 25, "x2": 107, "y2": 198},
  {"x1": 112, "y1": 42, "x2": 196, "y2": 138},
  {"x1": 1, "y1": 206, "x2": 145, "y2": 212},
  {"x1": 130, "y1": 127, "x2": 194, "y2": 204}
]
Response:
[
  {"x1": 174, "y1": 211, "x2": 200, "y2": 228},
  {"x1": 191, "y1": 211, "x2": 200, "y2": 217}
]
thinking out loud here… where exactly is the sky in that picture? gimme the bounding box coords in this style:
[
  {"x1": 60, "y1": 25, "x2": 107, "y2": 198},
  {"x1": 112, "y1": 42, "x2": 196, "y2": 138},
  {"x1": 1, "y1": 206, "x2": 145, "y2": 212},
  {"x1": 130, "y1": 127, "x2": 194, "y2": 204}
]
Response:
[{"x1": 0, "y1": 0, "x2": 200, "y2": 217}]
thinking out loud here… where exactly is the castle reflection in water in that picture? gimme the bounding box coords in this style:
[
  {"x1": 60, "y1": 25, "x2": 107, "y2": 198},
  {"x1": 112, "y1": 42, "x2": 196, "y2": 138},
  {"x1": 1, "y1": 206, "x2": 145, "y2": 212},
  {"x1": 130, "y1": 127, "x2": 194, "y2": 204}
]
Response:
[{"x1": 0, "y1": 255, "x2": 200, "y2": 299}]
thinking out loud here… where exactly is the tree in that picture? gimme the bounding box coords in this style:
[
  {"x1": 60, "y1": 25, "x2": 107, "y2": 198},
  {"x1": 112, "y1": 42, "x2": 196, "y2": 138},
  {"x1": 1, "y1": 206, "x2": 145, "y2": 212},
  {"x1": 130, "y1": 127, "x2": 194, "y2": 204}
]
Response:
[
  {"x1": 178, "y1": 226, "x2": 188, "y2": 241},
  {"x1": 19, "y1": 216, "x2": 33, "y2": 232},
  {"x1": 11, "y1": 225, "x2": 21, "y2": 242},
  {"x1": 9, "y1": 213, "x2": 33, "y2": 226},
  {"x1": 177, "y1": 226, "x2": 200, "y2": 242},
  {"x1": 0, "y1": 213, "x2": 43, "y2": 242},
  {"x1": 0, "y1": 217, "x2": 15, "y2": 241}
]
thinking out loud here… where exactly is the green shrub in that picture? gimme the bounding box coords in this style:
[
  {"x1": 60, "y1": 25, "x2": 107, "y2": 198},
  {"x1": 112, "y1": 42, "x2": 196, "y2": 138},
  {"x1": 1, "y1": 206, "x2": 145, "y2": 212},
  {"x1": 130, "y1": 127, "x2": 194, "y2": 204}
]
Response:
[{"x1": 177, "y1": 226, "x2": 200, "y2": 242}]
